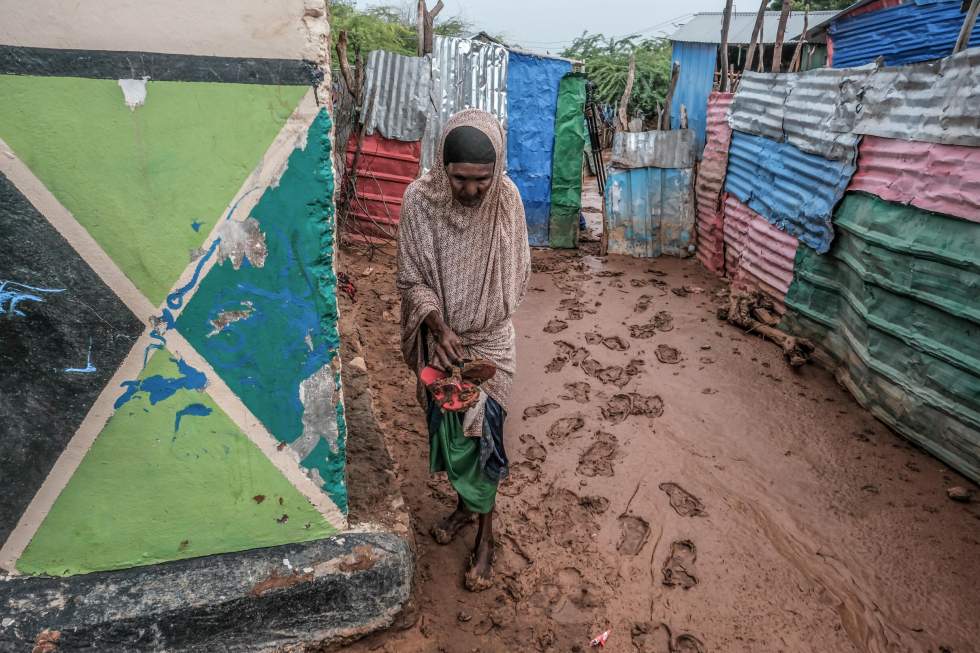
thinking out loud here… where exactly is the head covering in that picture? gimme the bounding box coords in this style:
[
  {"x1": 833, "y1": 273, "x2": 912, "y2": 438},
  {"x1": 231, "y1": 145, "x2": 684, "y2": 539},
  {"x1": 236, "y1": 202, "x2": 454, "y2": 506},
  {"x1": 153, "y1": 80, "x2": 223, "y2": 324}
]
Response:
[
  {"x1": 443, "y1": 125, "x2": 496, "y2": 165},
  {"x1": 397, "y1": 109, "x2": 531, "y2": 437}
]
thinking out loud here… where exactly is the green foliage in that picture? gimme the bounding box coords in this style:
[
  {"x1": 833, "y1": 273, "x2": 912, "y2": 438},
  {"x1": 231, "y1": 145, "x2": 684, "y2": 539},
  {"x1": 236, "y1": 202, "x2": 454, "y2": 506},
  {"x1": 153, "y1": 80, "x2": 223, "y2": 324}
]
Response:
[
  {"x1": 330, "y1": 1, "x2": 472, "y2": 62},
  {"x1": 769, "y1": 0, "x2": 853, "y2": 9},
  {"x1": 562, "y1": 32, "x2": 672, "y2": 119}
]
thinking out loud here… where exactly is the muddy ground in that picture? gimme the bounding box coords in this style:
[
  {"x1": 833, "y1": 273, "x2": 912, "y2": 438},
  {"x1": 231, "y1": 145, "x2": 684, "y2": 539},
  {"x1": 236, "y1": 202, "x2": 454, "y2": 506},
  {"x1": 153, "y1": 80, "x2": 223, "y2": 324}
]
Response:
[{"x1": 338, "y1": 243, "x2": 980, "y2": 653}]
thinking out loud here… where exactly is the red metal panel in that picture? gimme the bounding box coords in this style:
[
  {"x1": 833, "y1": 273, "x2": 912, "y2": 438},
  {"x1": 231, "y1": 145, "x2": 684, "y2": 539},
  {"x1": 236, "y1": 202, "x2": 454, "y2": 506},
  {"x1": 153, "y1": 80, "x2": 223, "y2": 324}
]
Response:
[
  {"x1": 848, "y1": 135, "x2": 980, "y2": 224},
  {"x1": 723, "y1": 194, "x2": 799, "y2": 313},
  {"x1": 695, "y1": 91, "x2": 734, "y2": 275},
  {"x1": 344, "y1": 132, "x2": 421, "y2": 239}
]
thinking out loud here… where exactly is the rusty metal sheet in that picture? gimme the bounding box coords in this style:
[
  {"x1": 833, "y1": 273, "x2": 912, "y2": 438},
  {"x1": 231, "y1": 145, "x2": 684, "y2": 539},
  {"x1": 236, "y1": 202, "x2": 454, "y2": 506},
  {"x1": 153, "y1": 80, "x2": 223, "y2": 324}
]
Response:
[
  {"x1": 360, "y1": 49, "x2": 431, "y2": 142},
  {"x1": 344, "y1": 132, "x2": 421, "y2": 239},
  {"x1": 849, "y1": 136, "x2": 980, "y2": 224},
  {"x1": 611, "y1": 129, "x2": 697, "y2": 169},
  {"x1": 695, "y1": 92, "x2": 733, "y2": 275},
  {"x1": 422, "y1": 36, "x2": 508, "y2": 171},
  {"x1": 605, "y1": 167, "x2": 695, "y2": 258},
  {"x1": 723, "y1": 194, "x2": 799, "y2": 313}
]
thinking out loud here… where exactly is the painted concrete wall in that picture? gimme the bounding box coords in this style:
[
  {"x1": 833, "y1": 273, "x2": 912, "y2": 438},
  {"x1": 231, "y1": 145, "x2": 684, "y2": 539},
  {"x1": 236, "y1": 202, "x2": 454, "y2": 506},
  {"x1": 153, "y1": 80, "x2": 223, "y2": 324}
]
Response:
[{"x1": 0, "y1": 1, "x2": 346, "y2": 577}]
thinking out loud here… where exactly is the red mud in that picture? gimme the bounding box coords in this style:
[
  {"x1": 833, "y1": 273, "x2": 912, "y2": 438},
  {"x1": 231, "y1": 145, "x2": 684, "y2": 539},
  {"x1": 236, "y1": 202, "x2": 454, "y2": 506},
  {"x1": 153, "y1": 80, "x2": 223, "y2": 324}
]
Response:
[{"x1": 340, "y1": 246, "x2": 980, "y2": 653}]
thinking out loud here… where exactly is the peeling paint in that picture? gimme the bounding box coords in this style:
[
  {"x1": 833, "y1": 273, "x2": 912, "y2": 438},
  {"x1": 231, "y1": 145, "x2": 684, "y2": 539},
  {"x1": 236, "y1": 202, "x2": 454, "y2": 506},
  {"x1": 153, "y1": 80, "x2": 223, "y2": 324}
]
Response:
[
  {"x1": 206, "y1": 301, "x2": 254, "y2": 337},
  {"x1": 117, "y1": 78, "x2": 149, "y2": 110},
  {"x1": 292, "y1": 363, "x2": 339, "y2": 460},
  {"x1": 215, "y1": 217, "x2": 267, "y2": 270}
]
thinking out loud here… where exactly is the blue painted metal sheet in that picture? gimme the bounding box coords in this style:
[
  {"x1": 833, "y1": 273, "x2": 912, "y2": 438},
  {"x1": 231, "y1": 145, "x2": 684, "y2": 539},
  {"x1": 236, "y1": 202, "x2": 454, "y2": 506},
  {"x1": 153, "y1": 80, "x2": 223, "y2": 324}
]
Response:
[
  {"x1": 604, "y1": 167, "x2": 695, "y2": 258},
  {"x1": 830, "y1": 0, "x2": 980, "y2": 68},
  {"x1": 669, "y1": 41, "x2": 717, "y2": 155},
  {"x1": 724, "y1": 131, "x2": 855, "y2": 254},
  {"x1": 506, "y1": 51, "x2": 572, "y2": 246}
]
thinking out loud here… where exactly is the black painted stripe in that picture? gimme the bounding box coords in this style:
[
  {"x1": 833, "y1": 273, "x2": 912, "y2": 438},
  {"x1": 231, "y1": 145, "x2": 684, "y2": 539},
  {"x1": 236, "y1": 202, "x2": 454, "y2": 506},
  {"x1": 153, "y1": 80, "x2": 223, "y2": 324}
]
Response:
[{"x1": 0, "y1": 45, "x2": 320, "y2": 85}]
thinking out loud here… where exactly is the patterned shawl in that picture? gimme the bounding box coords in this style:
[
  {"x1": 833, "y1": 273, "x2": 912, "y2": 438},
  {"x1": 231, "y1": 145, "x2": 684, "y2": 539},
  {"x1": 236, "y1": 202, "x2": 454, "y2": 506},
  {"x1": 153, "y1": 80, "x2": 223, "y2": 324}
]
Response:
[{"x1": 397, "y1": 109, "x2": 531, "y2": 436}]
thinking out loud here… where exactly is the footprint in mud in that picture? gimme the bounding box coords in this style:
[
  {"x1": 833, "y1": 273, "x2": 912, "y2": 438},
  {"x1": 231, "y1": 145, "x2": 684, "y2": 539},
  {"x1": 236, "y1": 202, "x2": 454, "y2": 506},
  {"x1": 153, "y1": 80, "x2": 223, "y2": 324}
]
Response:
[
  {"x1": 674, "y1": 634, "x2": 706, "y2": 653},
  {"x1": 581, "y1": 357, "x2": 603, "y2": 377},
  {"x1": 544, "y1": 319, "x2": 568, "y2": 334},
  {"x1": 631, "y1": 622, "x2": 672, "y2": 653},
  {"x1": 601, "y1": 393, "x2": 665, "y2": 424},
  {"x1": 498, "y1": 461, "x2": 541, "y2": 497},
  {"x1": 595, "y1": 271, "x2": 623, "y2": 278},
  {"x1": 585, "y1": 331, "x2": 603, "y2": 345},
  {"x1": 656, "y1": 344, "x2": 681, "y2": 364},
  {"x1": 559, "y1": 381, "x2": 591, "y2": 403},
  {"x1": 567, "y1": 308, "x2": 584, "y2": 320},
  {"x1": 629, "y1": 323, "x2": 658, "y2": 339},
  {"x1": 625, "y1": 358, "x2": 645, "y2": 376},
  {"x1": 559, "y1": 298, "x2": 586, "y2": 310},
  {"x1": 520, "y1": 433, "x2": 548, "y2": 462},
  {"x1": 662, "y1": 540, "x2": 698, "y2": 589},
  {"x1": 523, "y1": 402, "x2": 560, "y2": 419},
  {"x1": 602, "y1": 335, "x2": 630, "y2": 351},
  {"x1": 652, "y1": 310, "x2": 674, "y2": 331},
  {"x1": 576, "y1": 431, "x2": 618, "y2": 477},
  {"x1": 601, "y1": 394, "x2": 633, "y2": 424},
  {"x1": 578, "y1": 495, "x2": 609, "y2": 514},
  {"x1": 596, "y1": 365, "x2": 630, "y2": 387},
  {"x1": 555, "y1": 340, "x2": 590, "y2": 366},
  {"x1": 630, "y1": 278, "x2": 649, "y2": 288},
  {"x1": 634, "y1": 295, "x2": 652, "y2": 313},
  {"x1": 546, "y1": 415, "x2": 585, "y2": 444},
  {"x1": 617, "y1": 514, "x2": 650, "y2": 555},
  {"x1": 658, "y1": 482, "x2": 707, "y2": 517}
]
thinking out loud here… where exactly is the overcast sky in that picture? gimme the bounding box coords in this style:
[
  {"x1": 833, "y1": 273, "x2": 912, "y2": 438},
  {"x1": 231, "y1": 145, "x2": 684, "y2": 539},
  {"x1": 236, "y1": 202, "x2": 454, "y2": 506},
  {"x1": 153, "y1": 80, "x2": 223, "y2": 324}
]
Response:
[{"x1": 354, "y1": 0, "x2": 729, "y2": 54}]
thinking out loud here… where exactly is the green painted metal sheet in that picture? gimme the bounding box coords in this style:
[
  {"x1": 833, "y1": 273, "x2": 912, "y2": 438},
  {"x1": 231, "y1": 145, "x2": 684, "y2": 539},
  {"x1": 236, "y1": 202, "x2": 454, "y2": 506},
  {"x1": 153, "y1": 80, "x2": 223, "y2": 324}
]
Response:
[
  {"x1": 548, "y1": 73, "x2": 587, "y2": 249},
  {"x1": 782, "y1": 192, "x2": 980, "y2": 483}
]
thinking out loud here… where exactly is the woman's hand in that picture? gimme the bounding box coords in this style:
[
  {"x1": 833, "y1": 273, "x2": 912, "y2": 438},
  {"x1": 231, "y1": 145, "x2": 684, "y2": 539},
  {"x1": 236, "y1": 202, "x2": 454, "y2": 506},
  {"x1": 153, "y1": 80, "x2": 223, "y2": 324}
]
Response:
[{"x1": 424, "y1": 311, "x2": 465, "y2": 370}]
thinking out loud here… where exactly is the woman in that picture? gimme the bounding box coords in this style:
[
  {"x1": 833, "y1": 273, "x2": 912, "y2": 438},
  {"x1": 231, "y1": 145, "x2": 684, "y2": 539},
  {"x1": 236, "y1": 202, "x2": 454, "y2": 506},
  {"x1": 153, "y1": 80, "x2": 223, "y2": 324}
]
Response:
[{"x1": 397, "y1": 109, "x2": 530, "y2": 591}]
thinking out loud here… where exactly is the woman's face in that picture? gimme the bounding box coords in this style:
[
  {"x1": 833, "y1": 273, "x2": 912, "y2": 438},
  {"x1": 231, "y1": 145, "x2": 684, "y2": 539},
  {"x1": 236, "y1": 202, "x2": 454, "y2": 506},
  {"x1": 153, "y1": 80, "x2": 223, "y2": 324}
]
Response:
[{"x1": 447, "y1": 162, "x2": 494, "y2": 208}]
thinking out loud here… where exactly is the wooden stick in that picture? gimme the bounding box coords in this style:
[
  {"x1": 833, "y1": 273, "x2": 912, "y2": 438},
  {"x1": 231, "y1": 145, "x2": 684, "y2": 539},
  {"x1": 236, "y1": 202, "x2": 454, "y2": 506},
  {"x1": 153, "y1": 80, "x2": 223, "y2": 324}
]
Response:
[
  {"x1": 743, "y1": 0, "x2": 769, "y2": 73},
  {"x1": 661, "y1": 62, "x2": 680, "y2": 130},
  {"x1": 335, "y1": 30, "x2": 358, "y2": 103},
  {"x1": 422, "y1": 0, "x2": 444, "y2": 56},
  {"x1": 789, "y1": 8, "x2": 808, "y2": 73},
  {"x1": 719, "y1": 0, "x2": 735, "y2": 92},
  {"x1": 772, "y1": 0, "x2": 792, "y2": 73},
  {"x1": 617, "y1": 52, "x2": 637, "y2": 132},
  {"x1": 417, "y1": 0, "x2": 426, "y2": 56},
  {"x1": 954, "y1": 0, "x2": 980, "y2": 53},
  {"x1": 757, "y1": 19, "x2": 766, "y2": 72}
]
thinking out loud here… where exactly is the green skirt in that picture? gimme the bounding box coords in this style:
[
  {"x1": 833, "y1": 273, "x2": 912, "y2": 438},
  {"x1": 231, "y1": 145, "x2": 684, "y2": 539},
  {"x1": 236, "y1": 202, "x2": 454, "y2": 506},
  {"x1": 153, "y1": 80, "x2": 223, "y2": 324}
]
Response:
[{"x1": 428, "y1": 408, "x2": 498, "y2": 514}]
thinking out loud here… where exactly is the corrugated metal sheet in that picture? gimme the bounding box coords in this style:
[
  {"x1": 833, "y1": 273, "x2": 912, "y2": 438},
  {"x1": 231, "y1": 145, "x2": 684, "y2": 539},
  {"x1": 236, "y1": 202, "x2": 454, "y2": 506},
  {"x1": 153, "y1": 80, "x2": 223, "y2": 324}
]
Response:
[
  {"x1": 670, "y1": 41, "x2": 717, "y2": 155},
  {"x1": 669, "y1": 11, "x2": 839, "y2": 44},
  {"x1": 854, "y1": 48, "x2": 980, "y2": 147},
  {"x1": 783, "y1": 192, "x2": 980, "y2": 483},
  {"x1": 724, "y1": 130, "x2": 856, "y2": 254},
  {"x1": 422, "y1": 36, "x2": 508, "y2": 171},
  {"x1": 695, "y1": 92, "x2": 734, "y2": 275},
  {"x1": 605, "y1": 167, "x2": 695, "y2": 258},
  {"x1": 723, "y1": 194, "x2": 799, "y2": 312},
  {"x1": 360, "y1": 49, "x2": 430, "y2": 142},
  {"x1": 849, "y1": 135, "x2": 980, "y2": 223},
  {"x1": 507, "y1": 51, "x2": 572, "y2": 246},
  {"x1": 729, "y1": 66, "x2": 868, "y2": 163},
  {"x1": 344, "y1": 132, "x2": 421, "y2": 239},
  {"x1": 830, "y1": 0, "x2": 980, "y2": 68},
  {"x1": 611, "y1": 129, "x2": 697, "y2": 169}
]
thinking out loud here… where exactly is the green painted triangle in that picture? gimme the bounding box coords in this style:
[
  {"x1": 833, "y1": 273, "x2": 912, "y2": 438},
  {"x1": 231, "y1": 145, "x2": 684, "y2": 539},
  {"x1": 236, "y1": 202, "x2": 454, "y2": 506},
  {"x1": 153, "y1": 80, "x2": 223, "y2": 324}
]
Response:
[
  {"x1": 17, "y1": 349, "x2": 336, "y2": 577},
  {"x1": 0, "y1": 75, "x2": 307, "y2": 306}
]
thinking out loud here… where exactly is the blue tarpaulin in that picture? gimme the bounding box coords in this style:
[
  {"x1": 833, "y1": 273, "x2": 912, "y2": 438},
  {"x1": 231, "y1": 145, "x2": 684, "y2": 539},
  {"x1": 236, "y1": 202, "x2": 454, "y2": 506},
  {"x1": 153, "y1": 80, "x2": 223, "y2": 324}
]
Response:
[
  {"x1": 506, "y1": 51, "x2": 572, "y2": 246},
  {"x1": 830, "y1": 0, "x2": 980, "y2": 68},
  {"x1": 669, "y1": 41, "x2": 717, "y2": 156}
]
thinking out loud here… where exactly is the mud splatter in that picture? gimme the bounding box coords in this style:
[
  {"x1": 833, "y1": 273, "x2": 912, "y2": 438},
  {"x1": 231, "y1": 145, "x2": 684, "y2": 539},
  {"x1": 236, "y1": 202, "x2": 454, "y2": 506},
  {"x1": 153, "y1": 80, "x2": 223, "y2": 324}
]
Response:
[
  {"x1": 577, "y1": 431, "x2": 618, "y2": 477},
  {"x1": 662, "y1": 540, "x2": 698, "y2": 589},
  {"x1": 523, "y1": 402, "x2": 561, "y2": 419},
  {"x1": 659, "y1": 482, "x2": 707, "y2": 517}
]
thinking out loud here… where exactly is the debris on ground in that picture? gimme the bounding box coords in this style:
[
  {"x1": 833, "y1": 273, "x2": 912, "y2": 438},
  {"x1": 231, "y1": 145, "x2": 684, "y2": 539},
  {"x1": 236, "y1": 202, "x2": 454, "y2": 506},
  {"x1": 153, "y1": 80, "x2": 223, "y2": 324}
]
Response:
[
  {"x1": 718, "y1": 291, "x2": 814, "y2": 367},
  {"x1": 947, "y1": 486, "x2": 974, "y2": 503}
]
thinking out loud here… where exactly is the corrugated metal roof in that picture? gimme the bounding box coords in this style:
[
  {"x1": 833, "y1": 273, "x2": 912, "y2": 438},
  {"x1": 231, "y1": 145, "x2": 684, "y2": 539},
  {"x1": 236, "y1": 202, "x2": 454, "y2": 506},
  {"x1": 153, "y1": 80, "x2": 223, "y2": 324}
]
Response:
[
  {"x1": 669, "y1": 11, "x2": 839, "y2": 45},
  {"x1": 695, "y1": 92, "x2": 734, "y2": 276},
  {"x1": 670, "y1": 41, "x2": 717, "y2": 155},
  {"x1": 422, "y1": 36, "x2": 509, "y2": 171},
  {"x1": 605, "y1": 167, "x2": 696, "y2": 258},
  {"x1": 723, "y1": 194, "x2": 799, "y2": 313},
  {"x1": 611, "y1": 129, "x2": 697, "y2": 169},
  {"x1": 729, "y1": 66, "x2": 867, "y2": 163},
  {"x1": 829, "y1": 0, "x2": 980, "y2": 68},
  {"x1": 360, "y1": 49, "x2": 430, "y2": 142},
  {"x1": 848, "y1": 136, "x2": 980, "y2": 223},
  {"x1": 783, "y1": 192, "x2": 980, "y2": 483},
  {"x1": 724, "y1": 130, "x2": 855, "y2": 254}
]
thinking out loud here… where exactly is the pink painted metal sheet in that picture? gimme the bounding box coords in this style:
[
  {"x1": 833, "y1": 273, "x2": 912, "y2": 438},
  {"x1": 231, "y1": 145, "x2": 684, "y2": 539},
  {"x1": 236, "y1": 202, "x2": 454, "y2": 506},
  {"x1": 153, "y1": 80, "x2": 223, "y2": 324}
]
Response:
[
  {"x1": 849, "y1": 136, "x2": 980, "y2": 223},
  {"x1": 723, "y1": 194, "x2": 799, "y2": 313},
  {"x1": 695, "y1": 91, "x2": 734, "y2": 275}
]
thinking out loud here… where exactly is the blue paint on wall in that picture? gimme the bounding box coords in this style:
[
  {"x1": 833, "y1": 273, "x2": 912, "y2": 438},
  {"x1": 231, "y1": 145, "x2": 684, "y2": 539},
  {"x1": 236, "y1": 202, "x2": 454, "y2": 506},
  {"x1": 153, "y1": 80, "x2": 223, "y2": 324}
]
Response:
[
  {"x1": 669, "y1": 41, "x2": 717, "y2": 155},
  {"x1": 0, "y1": 281, "x2": 65, "y2": 317},
  {"x1": 506, "y1": 51, "x2": 572, "y2": 246},
  {"x1": 191, "y1": 220, "x2": 202, "y2": 232},
  {"x1": 174, "y1": 403, "x2": 213, "y2": 432},
  {"x1": 64, "y1": 339, "x2": 97, "y2": 374},
  {"x1": 830, "y1": 0, "x2": 980, "y2": 68},
  {"x1": 604, "y1": 166, "x2": 695, "y2": 258},
  {"x1": 724, "y1": 130, "x2": 855, "y2": 254},
  {"x1": 115, "y1": 358, "x2": 208, "y2": 409}
]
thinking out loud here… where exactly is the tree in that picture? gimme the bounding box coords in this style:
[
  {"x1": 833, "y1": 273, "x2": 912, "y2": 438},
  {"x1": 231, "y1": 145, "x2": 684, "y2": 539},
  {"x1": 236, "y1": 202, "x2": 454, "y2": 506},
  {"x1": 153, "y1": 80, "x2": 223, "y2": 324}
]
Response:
[
  {"x1": 562, "y1": 32, "x2": 672, "y2": 120},
  {"x1": 330, "y1": 1, "x2": 471, "y2": 63},
  {"x1": 769, "y1": 0, "x2": 853, "y2": 9}
]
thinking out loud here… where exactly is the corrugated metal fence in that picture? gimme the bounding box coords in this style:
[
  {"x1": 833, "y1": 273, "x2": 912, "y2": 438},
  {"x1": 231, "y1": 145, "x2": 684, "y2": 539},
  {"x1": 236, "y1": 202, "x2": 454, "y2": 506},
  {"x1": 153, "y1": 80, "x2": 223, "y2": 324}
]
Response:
[{"x1": 669, "y1": 41, "x2": 718, "y2": 155}]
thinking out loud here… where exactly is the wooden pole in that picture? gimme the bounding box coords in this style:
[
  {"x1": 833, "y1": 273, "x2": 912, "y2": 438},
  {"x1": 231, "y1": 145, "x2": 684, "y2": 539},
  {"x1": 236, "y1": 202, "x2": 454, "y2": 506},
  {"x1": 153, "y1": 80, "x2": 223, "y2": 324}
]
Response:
[
  {"x1": 954, "y1": 0, "x2": 980, "y2": 53},
  {"x1": 417, "y1": 0, "x2": 426, "y2": 56},
  {"x1": 772, "y1": 0, "x2": 792, "y2": 73},
  {"x1": 743, "y1": 0, "x2": 769, "y2": 74},
  {"x1": 789, "y1": 8, "x2": 809, "y2": 73},
  {"x1": 757, "y1": 19, "x2": 766, "y2": 72},
  {"x1": 719, "y1": 0, "x2": 735, "y2": 92},
  {"x1": 335, "y1": 30, "x2": 359, "y2": 103},
  {"x1": 617, "y1": 52, "x2": 636, "y2": 132},
  {"x1": 661, "y1": 61, "x2": 680, "y2": 130},
  {"x1": 420, "y1": 0, "x2": 444, "y2": 56}
]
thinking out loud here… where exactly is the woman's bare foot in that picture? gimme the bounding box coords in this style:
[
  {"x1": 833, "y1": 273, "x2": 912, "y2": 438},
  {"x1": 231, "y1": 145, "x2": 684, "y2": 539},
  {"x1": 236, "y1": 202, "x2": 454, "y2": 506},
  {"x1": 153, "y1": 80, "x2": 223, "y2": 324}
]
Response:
[
  {"x1": 430, "y1": 498, "x2": 473, "y2": 545},
  {"x1": 464, "y1": 509, "x2": 495, "y2": 592}
]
